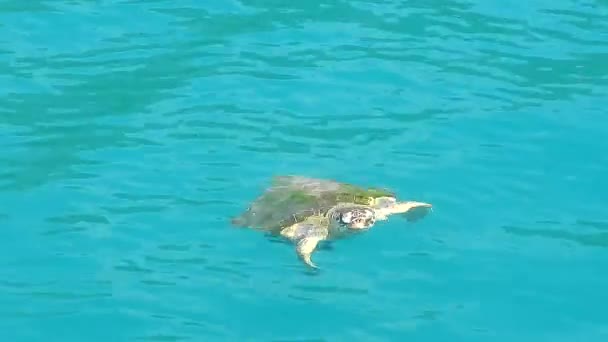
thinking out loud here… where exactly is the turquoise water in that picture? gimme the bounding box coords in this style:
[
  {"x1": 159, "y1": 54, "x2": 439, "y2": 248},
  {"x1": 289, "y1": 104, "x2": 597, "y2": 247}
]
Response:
[{"x1": 2, "y1": 0, "x2": 608, "y2": 340}]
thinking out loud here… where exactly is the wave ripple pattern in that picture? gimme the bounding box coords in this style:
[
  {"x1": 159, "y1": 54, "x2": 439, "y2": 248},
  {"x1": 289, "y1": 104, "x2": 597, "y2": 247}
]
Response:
[{"x1": 1, "y1": 1, "x2": 607, "y2": 341}]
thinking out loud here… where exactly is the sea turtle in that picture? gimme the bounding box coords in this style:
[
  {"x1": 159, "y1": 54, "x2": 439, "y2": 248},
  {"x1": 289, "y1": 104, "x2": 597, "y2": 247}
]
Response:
[{"x1": 231, "y1": 175, "x2": 432, "y2": 269}]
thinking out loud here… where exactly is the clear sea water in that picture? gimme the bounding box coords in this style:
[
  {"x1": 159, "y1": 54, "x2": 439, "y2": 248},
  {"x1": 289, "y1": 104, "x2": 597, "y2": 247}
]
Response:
[{"x1": 1, "y1": 0, "x2": 607, "y2": 341}]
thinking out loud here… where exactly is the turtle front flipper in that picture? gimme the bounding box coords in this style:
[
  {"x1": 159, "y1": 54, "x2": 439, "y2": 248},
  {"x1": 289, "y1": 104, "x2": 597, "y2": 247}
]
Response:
[
  {"x1": 280, "y1": 215, "x2": 330, "y2": 269},
  {"x1": 296, "y1": 236, "x2": 322, "y2": 269}
]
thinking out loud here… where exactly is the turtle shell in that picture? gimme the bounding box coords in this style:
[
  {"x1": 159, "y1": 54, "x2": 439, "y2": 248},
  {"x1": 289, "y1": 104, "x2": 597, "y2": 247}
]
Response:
[{"x1": 231, "y1": 175, "x2": 394, "y2": 233}]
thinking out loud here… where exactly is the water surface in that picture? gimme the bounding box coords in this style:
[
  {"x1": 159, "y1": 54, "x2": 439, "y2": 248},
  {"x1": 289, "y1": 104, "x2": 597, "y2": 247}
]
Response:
[{"x1": 1, "y1": 0, "x2": 608, "y2": 341}]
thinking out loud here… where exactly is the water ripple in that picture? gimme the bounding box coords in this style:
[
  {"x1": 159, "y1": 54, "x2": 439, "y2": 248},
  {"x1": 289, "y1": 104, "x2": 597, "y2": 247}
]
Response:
[{"x1": 2, "y1": 0, "x2": 608, "y2": 340}]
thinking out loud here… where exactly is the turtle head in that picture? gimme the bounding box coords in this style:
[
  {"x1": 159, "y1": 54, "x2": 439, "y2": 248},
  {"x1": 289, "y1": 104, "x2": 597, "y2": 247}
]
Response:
[
  {"x1": 331, "y1": 206, "x2": 376, "y2": 230},
  {"x1": 370, "y1": 196, "x2": 433, "y2": 221}
]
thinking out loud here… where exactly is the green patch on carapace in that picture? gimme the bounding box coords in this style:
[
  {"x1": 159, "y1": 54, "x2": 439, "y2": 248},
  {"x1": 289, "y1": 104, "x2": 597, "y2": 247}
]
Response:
[{"x1": 336, "y1": 184, "x2": 394, "y2": 202}]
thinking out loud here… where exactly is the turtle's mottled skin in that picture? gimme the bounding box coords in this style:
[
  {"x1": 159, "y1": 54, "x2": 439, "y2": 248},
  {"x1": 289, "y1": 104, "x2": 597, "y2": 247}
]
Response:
[{"x1": 231, "y1": 175, "x2": 432, "y2": 269}]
